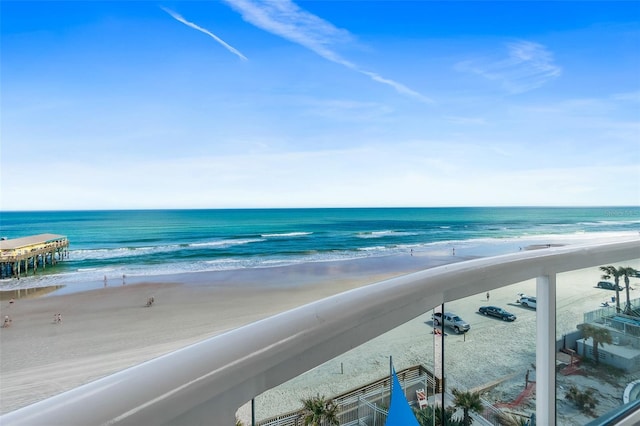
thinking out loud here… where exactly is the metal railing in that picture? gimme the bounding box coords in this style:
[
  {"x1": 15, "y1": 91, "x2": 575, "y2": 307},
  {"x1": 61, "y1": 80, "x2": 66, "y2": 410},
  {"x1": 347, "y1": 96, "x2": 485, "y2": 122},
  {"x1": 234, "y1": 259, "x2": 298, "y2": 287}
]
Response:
[
  {"x1": 1, "y1": 238, "x2": 638, "y2": 425},
  {"x1": 257, "y1": 364, "x2": 434, "y2": 426},
  {"x1": 585, "y1": 399, "x2": 640, "y2": 426}
]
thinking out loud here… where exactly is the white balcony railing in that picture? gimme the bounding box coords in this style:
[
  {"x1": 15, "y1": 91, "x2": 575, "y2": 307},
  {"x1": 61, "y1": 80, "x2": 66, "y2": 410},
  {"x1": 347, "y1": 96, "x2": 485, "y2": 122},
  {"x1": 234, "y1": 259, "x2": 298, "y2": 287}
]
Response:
[{"x1": 1, "y1": 238, "x2": 639, "y2": 425}]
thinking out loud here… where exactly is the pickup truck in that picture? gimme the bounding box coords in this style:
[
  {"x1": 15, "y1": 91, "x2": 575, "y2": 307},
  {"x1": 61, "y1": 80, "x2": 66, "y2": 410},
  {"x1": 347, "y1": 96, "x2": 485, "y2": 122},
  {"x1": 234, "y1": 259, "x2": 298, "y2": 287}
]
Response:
[{"x1": 432, "y1": 312, "x2": 471, "y2": 334}]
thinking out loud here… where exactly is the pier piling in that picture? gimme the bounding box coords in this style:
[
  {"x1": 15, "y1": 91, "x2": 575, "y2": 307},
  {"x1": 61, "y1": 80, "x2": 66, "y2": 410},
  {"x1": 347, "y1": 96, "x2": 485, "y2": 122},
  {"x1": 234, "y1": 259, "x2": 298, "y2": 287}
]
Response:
[{"x1": 0, "y1": 234, "x2": 69, "y2": 279}]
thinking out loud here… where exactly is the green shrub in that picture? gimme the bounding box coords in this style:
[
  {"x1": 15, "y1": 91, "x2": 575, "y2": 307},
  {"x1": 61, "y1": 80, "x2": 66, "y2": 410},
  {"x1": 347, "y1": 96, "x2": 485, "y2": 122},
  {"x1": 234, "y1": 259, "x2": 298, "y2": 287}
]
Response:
[{"x1": 565, "y1": 385, "x2": 598, "y2": 416}]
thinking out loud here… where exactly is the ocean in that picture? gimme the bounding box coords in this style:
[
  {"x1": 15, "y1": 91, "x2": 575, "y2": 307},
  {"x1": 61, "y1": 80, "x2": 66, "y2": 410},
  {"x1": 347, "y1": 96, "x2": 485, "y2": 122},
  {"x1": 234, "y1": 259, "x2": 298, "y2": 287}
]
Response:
[{"x1": 0, "y1": 207, "x2": 638, "y2": 291}]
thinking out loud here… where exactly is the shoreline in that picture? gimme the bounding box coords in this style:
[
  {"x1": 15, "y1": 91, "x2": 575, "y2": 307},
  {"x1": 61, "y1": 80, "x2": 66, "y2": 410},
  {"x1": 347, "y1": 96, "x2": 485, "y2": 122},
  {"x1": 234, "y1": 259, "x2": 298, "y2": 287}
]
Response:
[
  {"x1": 1, "y1": 250, "x2": 471, "y2": 297},
  {"x1": 2, "y1": 229, "x2": 635, "y2": 295}
]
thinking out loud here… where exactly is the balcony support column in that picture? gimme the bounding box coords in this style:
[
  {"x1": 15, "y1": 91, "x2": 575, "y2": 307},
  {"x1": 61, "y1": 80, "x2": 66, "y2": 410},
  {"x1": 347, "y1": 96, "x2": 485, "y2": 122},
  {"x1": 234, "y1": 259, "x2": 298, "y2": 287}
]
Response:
[{"x1": 537, "y1": 273, "x2": 556, "y2": 426}]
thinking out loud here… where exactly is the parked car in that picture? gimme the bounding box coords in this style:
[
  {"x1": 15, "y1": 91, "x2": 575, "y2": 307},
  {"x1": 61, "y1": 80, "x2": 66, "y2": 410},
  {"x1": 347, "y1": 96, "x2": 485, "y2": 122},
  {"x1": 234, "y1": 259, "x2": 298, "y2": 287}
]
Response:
[
  {"x1": 478, "y1": 306, "x2": 517, "y2": 321},
  {"x1": 432, "y1": 312, "x2": 471, "y2": 333},
  {"x1": 516, "y1": 293, "x2": 537, "y2": 309},
  {"x1": 597, "y1": 281, "x2": 623, "y2": 291}
]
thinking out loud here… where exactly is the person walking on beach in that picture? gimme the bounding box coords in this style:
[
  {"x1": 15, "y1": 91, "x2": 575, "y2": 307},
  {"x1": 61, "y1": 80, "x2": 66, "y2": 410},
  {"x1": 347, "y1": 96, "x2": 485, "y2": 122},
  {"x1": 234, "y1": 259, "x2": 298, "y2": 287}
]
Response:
[
  {"x1": 122, "y1": 274, "x2": 126, "y2": 285},
  {"x1": 57, "y1": 313, "x2": 62, "y2": 324},
  {"x1": 486, "y1": 292, "x2": 490, "y2": 301}
]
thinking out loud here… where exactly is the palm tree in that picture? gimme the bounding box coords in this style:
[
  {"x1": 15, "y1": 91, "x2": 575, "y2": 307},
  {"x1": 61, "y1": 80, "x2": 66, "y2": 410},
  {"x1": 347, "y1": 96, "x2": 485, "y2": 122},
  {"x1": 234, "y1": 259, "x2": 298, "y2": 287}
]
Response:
[
  {"x1": 451, "y1": 388, "x2": 483, "y2": 426},
  {"x1": 619, "y1": 266, "x2": 639, "y2": 315},
  {"x1": 496, "y1": 412, "x2": 530, "y2": 426},
  {"x1": 578, "y1": 323, "x2": 612, "y2": 365},
  {"x1": 600, "y1": 266, "x2": 623, "y2": 313},
  {"x1": 300, "y1": 394, "x2": 339, "y2": 426},
  {"x1": 414, "y1": 406, "x2": 463, "y2": 426}
]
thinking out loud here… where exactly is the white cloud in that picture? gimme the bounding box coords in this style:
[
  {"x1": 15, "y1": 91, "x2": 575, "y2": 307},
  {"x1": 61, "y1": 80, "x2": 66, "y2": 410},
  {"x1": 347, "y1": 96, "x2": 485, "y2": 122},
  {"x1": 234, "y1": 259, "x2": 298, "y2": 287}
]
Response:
[
  {"x1": 456, "y1": 40, "x2": 562, "y2": 94},
  {"x1": 222, "y1": 0, "x2": 431, "y2": 103},
  {"x1": 611, "y1": 91, "x2": 640, "y2": 103},
  {"x1": 3, "y1": 142, "x2": 638, "y2": 210},
  {"x1": 223, "y1": 0, "x2": 353, "y2": 56},
  {"x1": 161, "y1": 6, "x2": 248, "y2": 61}
]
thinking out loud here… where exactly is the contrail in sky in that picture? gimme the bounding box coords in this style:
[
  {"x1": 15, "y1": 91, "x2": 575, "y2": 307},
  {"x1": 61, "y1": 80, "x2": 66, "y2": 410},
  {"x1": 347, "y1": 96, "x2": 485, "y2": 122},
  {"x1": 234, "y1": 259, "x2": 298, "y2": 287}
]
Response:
[
  {"x1": 222, "y1": 0, "x2": 431, "y2": 103},
  {"x1": 161, "y1": 6, "x2": 248, "y2": 61}
]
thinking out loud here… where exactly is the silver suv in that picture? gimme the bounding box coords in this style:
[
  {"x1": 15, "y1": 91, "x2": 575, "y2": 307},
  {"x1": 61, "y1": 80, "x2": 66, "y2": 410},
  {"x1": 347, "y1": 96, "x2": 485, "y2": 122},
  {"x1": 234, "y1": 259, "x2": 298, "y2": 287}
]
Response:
[{"x1": 432, "y1": 312, "x2": 471, "y2": 334}]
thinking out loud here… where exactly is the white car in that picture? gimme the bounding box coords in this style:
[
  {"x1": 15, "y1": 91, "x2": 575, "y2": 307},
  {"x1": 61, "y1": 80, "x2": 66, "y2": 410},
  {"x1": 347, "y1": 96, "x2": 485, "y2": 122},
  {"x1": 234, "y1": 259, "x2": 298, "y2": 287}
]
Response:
[{"x1": 516, "y1": 293, "x2": 537, "y2": 309}]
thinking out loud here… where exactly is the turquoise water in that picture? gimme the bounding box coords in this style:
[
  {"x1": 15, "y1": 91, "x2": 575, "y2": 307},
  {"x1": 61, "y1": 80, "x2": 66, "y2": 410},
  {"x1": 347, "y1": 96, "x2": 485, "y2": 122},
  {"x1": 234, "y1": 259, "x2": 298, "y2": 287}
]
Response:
[{"x1": 1, "y1": 207, "x2": 638, "y2": 289}]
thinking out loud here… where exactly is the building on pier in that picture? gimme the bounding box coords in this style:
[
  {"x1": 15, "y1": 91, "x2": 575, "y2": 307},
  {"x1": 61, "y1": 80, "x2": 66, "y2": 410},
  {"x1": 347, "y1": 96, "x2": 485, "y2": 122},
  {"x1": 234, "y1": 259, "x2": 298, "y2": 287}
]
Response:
[{"x1": 0, "y1": 234, "x2": 69, "y2": 279}]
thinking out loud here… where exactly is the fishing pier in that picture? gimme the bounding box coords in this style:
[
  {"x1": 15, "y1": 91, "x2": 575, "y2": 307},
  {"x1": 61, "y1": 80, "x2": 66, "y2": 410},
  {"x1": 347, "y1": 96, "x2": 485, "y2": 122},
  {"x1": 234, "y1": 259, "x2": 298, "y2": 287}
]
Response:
[{"x1": 0, "y1": 234, "x2": 69, "y2": 279}]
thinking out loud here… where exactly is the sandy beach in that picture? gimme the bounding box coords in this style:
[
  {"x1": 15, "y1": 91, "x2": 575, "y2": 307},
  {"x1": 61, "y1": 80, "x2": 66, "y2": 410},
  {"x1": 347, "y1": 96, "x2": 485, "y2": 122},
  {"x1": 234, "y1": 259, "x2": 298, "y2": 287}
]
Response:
[
  {"x1": 244, "y1": 258, "x2": 640, "y2": 425},
  {"x1": 0, "y1": 252, "x2": 456, "y2": 415},
  {"x1": 1, "y1": 248, "x2": 639, "y2": 425}
]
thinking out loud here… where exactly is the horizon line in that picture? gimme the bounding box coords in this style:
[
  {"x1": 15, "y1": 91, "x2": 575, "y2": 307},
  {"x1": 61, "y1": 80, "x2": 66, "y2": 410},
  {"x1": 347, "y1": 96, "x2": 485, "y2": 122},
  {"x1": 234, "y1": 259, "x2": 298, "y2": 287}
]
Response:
[{"x1": 1, "y1": 205, "x2": 639, "y2": 213}]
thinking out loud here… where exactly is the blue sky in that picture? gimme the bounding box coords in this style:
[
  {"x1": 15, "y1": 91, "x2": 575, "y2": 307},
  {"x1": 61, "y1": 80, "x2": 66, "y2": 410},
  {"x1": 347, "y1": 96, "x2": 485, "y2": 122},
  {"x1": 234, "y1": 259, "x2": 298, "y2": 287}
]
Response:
[{"x1": 1, "y1": 1, "x2": 639, "y2": 210}]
